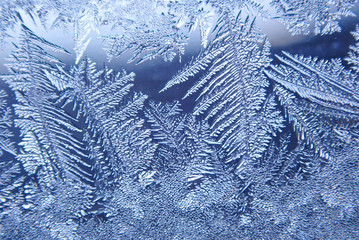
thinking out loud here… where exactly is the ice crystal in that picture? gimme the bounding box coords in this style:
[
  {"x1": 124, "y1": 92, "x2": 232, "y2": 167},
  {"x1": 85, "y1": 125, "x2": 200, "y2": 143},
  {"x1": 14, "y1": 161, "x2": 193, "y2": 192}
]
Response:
[
  {"x1": 0, "y1": 1, "x2": 358, "y2": 239},
  {"x1": 271, "y1": 0, "x2": 358, "y2": 35}
]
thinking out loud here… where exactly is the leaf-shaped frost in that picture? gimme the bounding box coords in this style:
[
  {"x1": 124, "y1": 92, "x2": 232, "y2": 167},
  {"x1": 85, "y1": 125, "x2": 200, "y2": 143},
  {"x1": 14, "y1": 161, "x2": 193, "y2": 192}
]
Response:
[
  {"x1": 145, "y1": 101, "x2": 186, "y2": 148},
  {"x1": 145, "y1": 101, "x2": 222, "y2": 187},
  {"x1": 265, "y1": 51, "x2": 359, "y2": 113},
  {"x1": 0, "y1": 90, "x2": 16, "y2": 156},
  {"x1": 265, "y1": 51, "x2": 359, "y2": 158},
  {"x1": 271, "y1": 0, "x2": 357, "y2": 35},
  {"x1": 2, "y1": 25, "x2": 85, "y2": 187},
  {"x1": 160, "y1": 46, "x2": 225, "y2": 93},
  {"x1": 0, "y1": 89, "x2": 24, "y2": 215},
  {"x1": 51, "y1": 58, "x2": 157, "y2": 196},
  {"x1": 162, "y1": 13, "x2": 284, "y2": 174},
  {"x1": 99, "y1": 0, "x2": 188, "y2": 64},
  {"x1": 345, "y1": 24, "x2": 359, "y2": 73},
  {"x1": 71, "y1": 11, "x2": 96, "y2": 64}
]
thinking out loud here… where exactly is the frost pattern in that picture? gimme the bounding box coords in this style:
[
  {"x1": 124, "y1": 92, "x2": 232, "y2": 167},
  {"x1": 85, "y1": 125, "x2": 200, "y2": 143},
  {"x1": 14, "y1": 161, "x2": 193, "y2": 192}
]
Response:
[
  {"x1": 264, "y1": 51, "x2": 359, "y2": 158},
  {"x1": 145, "y1": 101, "x2": 221, "y2": 186},
  {"x1": 0, "y1": 1, "x2": 358, "y2": 239},
  {"x1": 0, "y1": 89, "x2": 23, "y2": 218},
  {"x1": 346, "y1": 24, "x2": 359, "y2": 72},
  {"x1": 49, "y1": 57, "x2": 157, "y2": 197},
  {"x1": 0, "y1": 90, "x2": 16, "y2": 156},
  {"x1": 2, "y1": 24, "x2": 84, "y2": 187},
  {"x1": 271, "y1": 0, "x2": 358, "y2": 35},
  {"x1": 162, "y1": 13, "x2": 284, "y2": 174},
  {"x1": 1, "y1": 1, "x2": 357, "y2": 60}
]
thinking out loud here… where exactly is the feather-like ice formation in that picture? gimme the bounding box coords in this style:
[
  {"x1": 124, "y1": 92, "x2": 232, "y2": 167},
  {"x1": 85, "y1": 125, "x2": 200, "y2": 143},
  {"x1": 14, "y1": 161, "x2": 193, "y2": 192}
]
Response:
[{"x1": 0, "y1": 1, "x2": 358, "y2": 239}]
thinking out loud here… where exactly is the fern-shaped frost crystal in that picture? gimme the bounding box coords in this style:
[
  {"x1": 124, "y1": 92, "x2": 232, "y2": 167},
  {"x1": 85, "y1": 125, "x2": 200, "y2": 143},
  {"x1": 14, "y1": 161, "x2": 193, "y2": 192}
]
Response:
[
  {"x1": 2, "y1": 24, "x2": 85, "y2": 187},
  {"x1": 0, "y1": 1, "x2": 358, "y2": 239},
  {"x1": 265, "y1": 51, "x2": 359, "y2": 158},
  {"x1": 162, "y1": 13, "x2": 284, "y2": 173},
  {"x1": 346, "y1": 24, "x2": 359, "y2": 73},
  {"x1": 48, "y1": 58, "x2": 157, "y2": 192},
  {"x1": 271, "y1": 0, "x2": 357, "y2": 35},
  {"x1": 0, "y1": 90, "x2": 16, "y2": 156}
]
